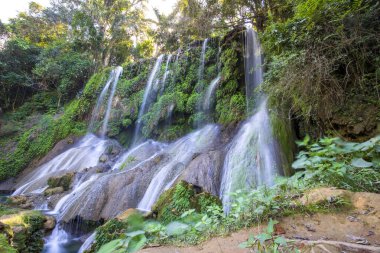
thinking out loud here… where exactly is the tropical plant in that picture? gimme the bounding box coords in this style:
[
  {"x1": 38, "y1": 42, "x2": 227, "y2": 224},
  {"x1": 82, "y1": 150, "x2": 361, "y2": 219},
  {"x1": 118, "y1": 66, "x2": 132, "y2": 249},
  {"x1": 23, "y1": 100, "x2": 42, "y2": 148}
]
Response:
[{"x1": 239, "y1": 219, "x2": 296, "y2": 253}]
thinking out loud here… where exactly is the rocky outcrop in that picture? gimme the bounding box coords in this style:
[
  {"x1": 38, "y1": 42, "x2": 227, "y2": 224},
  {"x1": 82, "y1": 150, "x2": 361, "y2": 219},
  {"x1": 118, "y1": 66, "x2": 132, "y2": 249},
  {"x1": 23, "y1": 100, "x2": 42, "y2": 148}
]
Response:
[
  {"x1": 47, "y1": 172, "x2": 75, "y2": 191},
  {"x1": 0, "y1": 208, "x2": 46, "y2": 253},
  {"x1": 179, "y1": 150, "x2": 223, "y2": 196},
  {"x1": 60, "y1": 154, "x2": 166, "y2": 222}
]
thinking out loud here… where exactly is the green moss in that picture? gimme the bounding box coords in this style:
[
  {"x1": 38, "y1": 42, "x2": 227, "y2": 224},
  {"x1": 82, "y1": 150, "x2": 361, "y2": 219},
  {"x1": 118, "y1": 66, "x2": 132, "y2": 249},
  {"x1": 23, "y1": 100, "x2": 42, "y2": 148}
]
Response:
[
  {"x1": 269, "y1": 110, "x2": 295, "y2": 176},
  {"x1": 0, "y1": 233, "x2": 17, "y2": 253},
  {"x1": 47, "y1": 173, "x2": 74, "y2": 191},
  {"x1": 0, "y1": 210, "x2": 45, "y2": 253}
]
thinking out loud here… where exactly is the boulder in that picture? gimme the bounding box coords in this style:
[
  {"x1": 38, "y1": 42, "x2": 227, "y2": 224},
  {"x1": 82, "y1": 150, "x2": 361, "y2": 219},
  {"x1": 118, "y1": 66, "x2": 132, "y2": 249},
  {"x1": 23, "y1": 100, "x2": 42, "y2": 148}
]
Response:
[
  {"x1": 300, "y1": 188, "x2": 352, "y2": 206},
  {"x1": 60, "y1": 154, "x2": 167, "y2": 222},
  {"x1": 99, "y1": 154, "x2": 108, "y2": 163},
  {"x1": 8, "y1": 196, "x2": 28, "y2": 206},
  {"x1": 43, "y1": 216, "x2": 56, "y2": 231},
  {"x1": 44, "y1": 187, "x2": 64, "y2": 196},
  {"x1": 47, "y1": 172, "x2": 74, "y2": 191},
  {"x1": 179, "y1": 150, "x2": 223, "y2": 196},
  {"x1": 116, "y1": 209, "x2": 138, "y2": 221}
]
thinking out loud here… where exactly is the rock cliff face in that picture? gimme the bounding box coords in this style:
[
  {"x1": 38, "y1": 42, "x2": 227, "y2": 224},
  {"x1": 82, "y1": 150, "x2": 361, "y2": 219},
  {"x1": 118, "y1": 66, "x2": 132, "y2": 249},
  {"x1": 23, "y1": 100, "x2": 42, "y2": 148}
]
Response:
[{"x1": 179, "y1": 151, "x2": 224, "y2": 196}]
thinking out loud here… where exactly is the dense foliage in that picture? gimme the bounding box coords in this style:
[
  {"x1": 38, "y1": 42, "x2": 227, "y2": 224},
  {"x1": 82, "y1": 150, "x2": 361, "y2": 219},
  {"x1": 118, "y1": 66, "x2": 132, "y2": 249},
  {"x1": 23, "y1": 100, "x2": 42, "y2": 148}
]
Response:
[
  {"x1": 262, "y1": 0, "x2": 380, "y2": 138},
  {"x1": 0, "y1": 0, "x2": 150, "y2": 111}
]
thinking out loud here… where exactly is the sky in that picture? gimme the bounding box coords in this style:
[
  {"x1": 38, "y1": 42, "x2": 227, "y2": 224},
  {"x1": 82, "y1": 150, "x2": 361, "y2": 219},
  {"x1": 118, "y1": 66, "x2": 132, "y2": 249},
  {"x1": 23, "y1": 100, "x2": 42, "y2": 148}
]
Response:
[{"x1": 0, "y1": 0, "x2": 177, "y2": 22}]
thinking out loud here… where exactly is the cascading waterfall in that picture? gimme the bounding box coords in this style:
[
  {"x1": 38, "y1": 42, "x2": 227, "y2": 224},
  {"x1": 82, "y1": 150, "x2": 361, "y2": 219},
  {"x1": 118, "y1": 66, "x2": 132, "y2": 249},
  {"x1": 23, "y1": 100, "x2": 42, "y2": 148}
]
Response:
[
  {"x1": 138, "y1": 124, "x2": 220, "y2": 211},
  {"x1": 12, "y1": 66, "x2": 124, "y2": 252},
  {"x1": 219, "y1": 27, "x2": 282, "y2": 212},
  {"x1": 88, "y1": 66, "x2": 123, "y2": 135},
  {"x1": 78, "y1": 232, "x2": 96, "y2": 253},
  {"x1": 198, "y1": 38, "x2": 209, "y2": 82},
  {"x1": 100, "y1": 66, "x2": 123, "y2": 137},
  {"x1": 202, "y1": 74, "x2": 221, "y2": 114},
  {"x1": 88, "y1": 75, "x2": 113, "y2": 132},
  {"x1": 160, "y1": 54, "x2": 172, "y2": 95},
  {"x1": 13, "y1": 134, "x2": 108, "y2": 196},
  {"x1": 133, "y1": 55, "x2": 165, "y2": 145},
  {"x1": 244, "y1": 28, "x2": 262, "y2": 112}
]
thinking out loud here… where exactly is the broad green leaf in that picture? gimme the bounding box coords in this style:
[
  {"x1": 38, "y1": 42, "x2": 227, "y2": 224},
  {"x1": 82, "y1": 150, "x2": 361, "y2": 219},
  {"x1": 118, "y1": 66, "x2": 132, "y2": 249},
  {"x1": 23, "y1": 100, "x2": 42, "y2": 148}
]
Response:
[
  {"x1": 256, "y1": 233, "x2": 272, "y2": 244},
  {"x1": 292, "y1": 156, "x2": 311, "y2": 169},
  {"x1": 351, "y1": 158, "x2": 373, "y2": 168},
  {"x1": 166, "y1": 221, "x2": 190, "y2": 236},
  {"x1": 125, "y1": 230, "x2": 145, "y2": 237},
  {"x1": 97, "y1": 239, "x2": 125, "y2": 253},
  {"x1": 267, "y1": 219, "x2": 278, "y2": 234},
  {"x1": 126, "y1": 234, "x2": 147, "y2": 253},
  {"x1": 274, "y1": 236, "x2": 287, "y2": 246},
  {"x1": 296, "y1": 135, "x2": 310, "y2": 147}
]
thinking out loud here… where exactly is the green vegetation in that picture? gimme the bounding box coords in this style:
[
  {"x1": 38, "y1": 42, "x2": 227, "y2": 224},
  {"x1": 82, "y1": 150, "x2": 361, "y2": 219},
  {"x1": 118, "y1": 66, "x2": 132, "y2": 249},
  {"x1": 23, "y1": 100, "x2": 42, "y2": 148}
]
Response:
[
  {"x1": 152, "y1": 181, "x2": 222, "y2": 224},
  {"x1": 262, "y1": 0, "x2": 380, "y2": 138},
  {"x1": 0, "y1": 207, "x2": 46, "y2": 253},
  {"x1": 292, "y1": 135, "x2": 380, "y2": 193},
  {"x1": 239, "y1": 219, "x2": 296, "y2": 252},
  {"x1": 0, "y1": 70, "x2": 108, "y2": 181}
]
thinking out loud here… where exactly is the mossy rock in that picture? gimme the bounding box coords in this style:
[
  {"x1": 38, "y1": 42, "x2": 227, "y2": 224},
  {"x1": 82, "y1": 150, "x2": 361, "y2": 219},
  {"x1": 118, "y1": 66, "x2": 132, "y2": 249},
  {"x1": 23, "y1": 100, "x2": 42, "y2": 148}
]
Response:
[
  {"x1": 44, "y1": 186, "x2": 64, "y2": 196},
  {"x1": 0, "y1": 233, "x2": 16, "y2": 253},
  {"x1": 47, "y1": 172, "x2": 74, "y2": 191},
  {"x1": 0, "y1": 210, "x2": 45, "y2": 253},
  {"x1": 152, "y1": 181, "x2": 222, "y2": 224}
]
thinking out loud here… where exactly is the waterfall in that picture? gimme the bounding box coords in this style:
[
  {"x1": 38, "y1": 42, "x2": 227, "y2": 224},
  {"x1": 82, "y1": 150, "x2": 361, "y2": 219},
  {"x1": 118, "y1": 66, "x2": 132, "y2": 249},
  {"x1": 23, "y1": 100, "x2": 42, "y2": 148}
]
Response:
[
  {"x1": 137, "y1": 124, "x2": 220, "y2": 211},
  {"x1": 219, "y1": 27, "x2": 282, "y2": 212},
  {"x1": 198, "y1": 39, "x2": 209, "y2": 82},
  {"x1": 12, "y1": 134, "x2": 108, "y2": 196},
  {"x1": 88, "y1": 67, "x2": 123, "y2": 135},
  {"x1": 202, "y1": 74, "x2": 221, "y2": 115},
  {"x1": 244, "y1": 28, "x2": 262, "y2": 113},
  {"x1": 160, "y1": 54, "x2": 172, "y2": 95},
  {"x1": 133, "y1": 55, "x2": 165, "y2": 145},
  {"x1": 88, "y1": 74, "x2": 113, "y2": 132},
  {"x1": 100, "y1": 66, "x2": 123, "y2": 137},
  {"x1": 78, "y1": 232, "x2": 96, "y2": 253}
]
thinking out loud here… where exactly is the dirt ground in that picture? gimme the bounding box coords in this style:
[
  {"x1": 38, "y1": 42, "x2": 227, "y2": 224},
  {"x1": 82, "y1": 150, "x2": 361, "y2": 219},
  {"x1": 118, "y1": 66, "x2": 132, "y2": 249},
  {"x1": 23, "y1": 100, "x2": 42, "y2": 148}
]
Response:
[{"x1": 139, "y1": 189, "x2": 380, "y2": 253}]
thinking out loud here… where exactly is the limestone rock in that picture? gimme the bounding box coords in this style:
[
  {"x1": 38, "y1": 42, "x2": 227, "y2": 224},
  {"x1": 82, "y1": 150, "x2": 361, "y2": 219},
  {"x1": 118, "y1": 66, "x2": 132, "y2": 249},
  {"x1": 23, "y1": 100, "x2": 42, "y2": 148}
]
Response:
[
  {"x1": 8, "y1": 196, "x2": 28, "y2": 206},
  {"x1": 43, "y1": 216, "x2": 56, "y2": 231},
  {"x1": 179, "y1": 150, "x2": 223, "y2": 196},
  {"x1": 300, "y1": 188, "x2": 352, "y2": 206},
  {"x1": 99, "y1": 154, "x2": 108, "y2": 163},
  {"x1": 44, "y1": 187, "x2": 64, "y2": 196},
  {"x1": 116, "y1": 209, "x2": 138, "y2": 221},
  {"x1": 47, "y1": 172, "x2": 74, "y2": 191}
]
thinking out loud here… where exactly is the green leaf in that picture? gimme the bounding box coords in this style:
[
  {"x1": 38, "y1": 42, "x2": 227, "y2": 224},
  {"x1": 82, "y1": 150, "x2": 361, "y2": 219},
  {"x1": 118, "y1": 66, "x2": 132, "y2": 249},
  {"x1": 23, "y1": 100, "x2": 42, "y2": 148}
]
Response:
[
  {"x1": 256, "y1": 233, "x2": 272, "y2": 244},
  {"x1": 274, "y1": 236, "x2": 287, "y2": 246},
  {"x1": 351, "y1": 158, "x2": 373, "y2": 168},
  {"x1": 166, "y1": 221, "x2": 190, "y2": 236},
  {"x1": 267, "y1": 219, "x2": 278, "y2": 234},
  {"x1": 296, "y1": 135, "x2": 310, "y2": 147},
  {"x1": 97, "y1": 239, "x2": 125, "y2": 253},
  {"x1": 125, "y1": 230, "x2": 145, "y2": 237},
  {"x1": 126, "y1": 234, "x2": 147, "y2": 253},
  {"x1": 292, "y1": 156, "x2": 311, "y2": 169}
]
